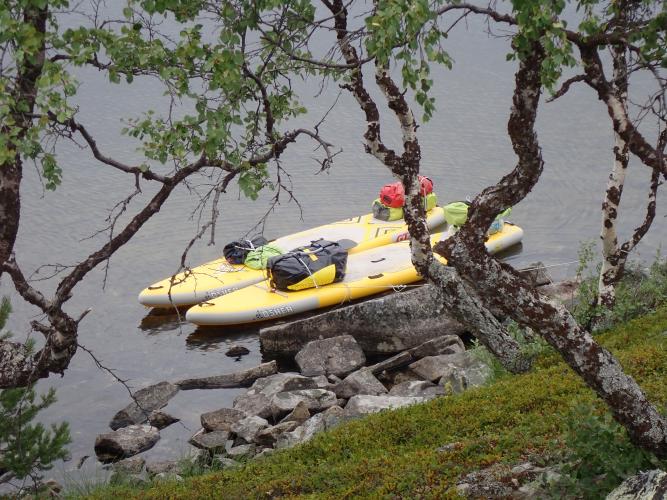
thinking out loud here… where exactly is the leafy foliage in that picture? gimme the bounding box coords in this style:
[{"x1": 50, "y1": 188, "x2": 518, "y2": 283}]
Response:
[
  {"x1": 0, "y1": 298, "x2": 71, "y2": 486},
  {"x1": 574, "y1": 244, "x2": 667, "y2": 330},
  {"x1": 549, "y1": 403, "x2": 665, "y2": 498}
]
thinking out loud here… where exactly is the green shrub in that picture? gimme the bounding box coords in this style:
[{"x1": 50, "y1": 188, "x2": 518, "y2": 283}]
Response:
[
  {"x1": 549, "y1": 403, "x2": 665, "y2": 498},
  {"x1": 573, "y1": 244, "x2": 667, "y2": 330},
  {"x1": 0, "y1": 296, "x2": 71, "y2": 492}
]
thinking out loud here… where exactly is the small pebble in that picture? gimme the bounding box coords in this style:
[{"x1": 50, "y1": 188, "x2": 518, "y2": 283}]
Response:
[{"x1": 226, "y1": 345, "x2": 250, "y2": 357}]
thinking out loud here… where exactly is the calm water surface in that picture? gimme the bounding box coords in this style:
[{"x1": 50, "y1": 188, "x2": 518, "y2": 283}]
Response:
[{"x1": 2, "y1": 11, "x2": 665, "y2": 487}]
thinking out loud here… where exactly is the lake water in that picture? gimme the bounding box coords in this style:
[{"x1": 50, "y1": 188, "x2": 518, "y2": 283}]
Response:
[{"x1": 1, "y1": 7, "x2": 665, "y2": 489}]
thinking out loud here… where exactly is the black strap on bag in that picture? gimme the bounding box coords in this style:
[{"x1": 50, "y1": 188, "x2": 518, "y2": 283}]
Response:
[
  {"x1": 267, "y1": 239, "x2": 347, "y2": 291},
  {"x1": 223, "y1": 235, "x2": 269, "y2": 265}
]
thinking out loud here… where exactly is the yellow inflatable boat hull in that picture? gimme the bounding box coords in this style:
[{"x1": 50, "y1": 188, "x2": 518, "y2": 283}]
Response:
[
  {"x1": 185, "y1": 223, "x2": 524, "y2": 326},
  {"x1": 138, "y1": 207, "x2": 446, "y2": 308}
]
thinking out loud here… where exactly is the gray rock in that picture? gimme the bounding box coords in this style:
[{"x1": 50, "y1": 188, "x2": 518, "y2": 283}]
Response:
[
  {"x1": 148, "y1": 411, "x2": 179, "y2": 430},
  {"x1": 189, "y1": 430, "x2": 230, "y2": 452},
  {"x1": 439, "y1": 368, "x2": 467, "y2": 395},
  {"x1": 110, "y1": 382, "x2": 179, "y2": 430},
  {"x1": 260, "y1": 284, "x2": 467, "y2": 355},
  {"x1": 108, "y1": 473, "x2": 147, "y2": 487},
  {"x1": 536, "y1": 279, "x2": 579, "y2": 307},
  {"x1": 270, "y1": 389, "x2": 338, "y2": 416},
  {"x1": 276, "y1": 406, "x2": 346, "y2": 449},
  {"x1": 344, "y1": 395, "x2": 426, "y2": 417},
  {"x1": 327, "y1": 374, "x2": 343, "y2": 385},
  {"x1": 410, "y1": 351, "x2": 491, "y2": 387},
  {"x1": 378, "y1": 369, "x2": 422, "y2": 386},
  {"x1": 607, "y1": 470, "x2": 667, "y2": 500},
  {"x1": 295, "y1": 335, "x2": 366, "y2": 377},
  {"x1": 255, "y1": 448, "x2": 276, "y2": 459},
  {"x1": 201, "y1": 407, "x2": 246, "y2": 432},
  {"x1": 94, "y1": 425, "x2": 160, "y2": 463},
  {"x1": 225, "y1": 345, "x2": 250, "y2": 357},
  {"x1": 333, "y1": 369, "x2": 387, "y2": 399},
  {"x1": 146, "y1": 460, "x2": 181, "y2": 476},
  {"x1": 177, "y1": 361, "x2": 278, "y2": 390},
  {"x1": 367, "y1": 335, "x2": 465, "y2": 376},
  {"x1": 233, "y1": 393, "x2": 273, "y2": 419},
  {"x1": 254, "y1": 421, "x2": 300, "y2": 447},
  {"x1": 111, "y1": 456, "x2": 145, "y2": 474},
  {"x1": 246, "y1": 372, "x2": 319, "y2": 398},
  {"x1": 388, "y1": 380, "x2": 445, "y2": 398},
  {"x1": 311, "y1": 375, "x2": 330, "y2": 389},
  {"x1": 230, "y1": 416, "x2": 269, "y2": 443},
  {"x1": 226, "y1": 443, "x2": 256, "y2": 460},
  {"x1": 279, "y1": 401, "x2": 310, "y2": 425}
]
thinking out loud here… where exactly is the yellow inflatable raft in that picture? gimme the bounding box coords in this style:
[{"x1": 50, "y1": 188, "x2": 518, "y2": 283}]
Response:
[
  {"x1": 185, "y1": 223, "x2": 524, "y2": 326},
  {"x1": 138, "y1": 207, "x2": 446, "y2": 308}
]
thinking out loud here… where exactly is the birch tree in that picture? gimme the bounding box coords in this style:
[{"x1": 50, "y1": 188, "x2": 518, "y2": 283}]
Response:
[{"x1": 0, "y1": 0, "x2": 336, "y2": 387}]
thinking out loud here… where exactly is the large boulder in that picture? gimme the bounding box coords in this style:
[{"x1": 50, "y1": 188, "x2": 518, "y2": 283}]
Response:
[
  {"x1": 333, "y1": 369, "x2": 387, "y2": 399},
  {"x1": 295, "y1": 335, "x2": 366, "y2": 377},
  {"x1": 607, "y1": 470, "x2": 667, "y2": 500},
  {"x1": 95, "y1": 425, "x2": 160, "y2": 463},
  {"x1": 344, "y1": 395, "x2": 426, "y2": 417},
  {"x1": 280, "y1": 401, "x2": 310, "y2": 425},
  {"x1": 201, "y1": 407, "x2": 246, "y2": 432},
  {"x1": 260, "y1": 284, "x2": 467, "y2": 355},
  {"x1": 270, "y1": 389, "x2": 338, "y2": 416},
  {"x1": 110, "y1": 382, "x2": 179, "y2": 430}
]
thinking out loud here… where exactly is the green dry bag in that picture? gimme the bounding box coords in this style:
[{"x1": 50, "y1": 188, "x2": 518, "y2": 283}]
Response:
[
  {"x1": 443, "y1": 201, "x2": 469, "y2": 226},
  {"x1": 244, "y1": 244, "x2": 283, "y2": 270}
]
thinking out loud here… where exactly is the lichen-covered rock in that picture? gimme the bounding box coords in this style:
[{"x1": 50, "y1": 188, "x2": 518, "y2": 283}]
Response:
[
  {"x1": 188, "y1": 430, "x2": 230, "y2": 452},
  {"x1": 95, "y1": 425, "x2": 160, "y2": 463},
  {"x1": 270, "y1": 389, "x2": 337, "y2": 416},
  {"x1": 606, "y1": 470, "x2": 667, "y2": 500},
  {"x1": 410, "y1": 351, "x2": 491, "y2": 387},
  {"x1": 295, "y1": 335, "x2": 366, "y2": 377},
  {"x1": 388, "y1": 380, "x2": 444, "y2": 398},
  {"x1": 246, "y1": 372, "x2": 319, "y2": 398},
  {"x1": 333, "y1": 369, "x2": 387, "y2": 399},
  {"x1": 260, "y1": 284, "x2": 467, "y2": 355},
  {"x1": 279, "y1": 401, "x2": 310, "y2": 425},
  {"x1": 254, "y1": 421, "x2": 301, "y2": 447},
  {"x1": 275, "y1": 406, "x2": 346, "y2": 449},
  {"x1": 344, "y1": 395, "x2": 425, "y2": 417},
  {"x1": 232, "y1": 393, "x2": 273, "y2": 419},
  {"x1": 201, "y1": 407, "x2": 246, "y2": 432},
  {"x1": 110, "y1": 382, "x2": 179, "y2": 430},
  {"x1": 230, "y1": 416, "x2": 269, "y2": 443}
]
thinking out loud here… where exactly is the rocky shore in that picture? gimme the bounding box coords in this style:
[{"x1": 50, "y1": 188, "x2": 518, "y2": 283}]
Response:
[{"x1": 94, "y1": 263, "x2": 581, "y2": 488}]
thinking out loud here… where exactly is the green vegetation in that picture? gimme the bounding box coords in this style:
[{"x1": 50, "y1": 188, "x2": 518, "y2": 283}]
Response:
[
  {"x1": 574, "y1": 245, "x2": 667, "y2": 330},
  {"x1": 78, "y1": 306, "x2": 667, "y2": 499},
  {"x1": 0, "y1": 297, "x2": 71, "y2": 492}
]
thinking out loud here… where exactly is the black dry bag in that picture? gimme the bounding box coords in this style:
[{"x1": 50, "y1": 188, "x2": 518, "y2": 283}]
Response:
[
  {"x1": 223, "y1": 235, "x2": 269, "y2": 265},
  {"x1": 267, "y1": 240, "x2": 347, "y2": 291}
]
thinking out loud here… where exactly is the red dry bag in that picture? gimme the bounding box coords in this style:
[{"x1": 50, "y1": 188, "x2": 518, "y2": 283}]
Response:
[
  {"x1": 418, "y1": 175, "x2": 433, "y2": 196},
  {"x1": 379, "y1": 182, "x2": 405, "y2": 208}
]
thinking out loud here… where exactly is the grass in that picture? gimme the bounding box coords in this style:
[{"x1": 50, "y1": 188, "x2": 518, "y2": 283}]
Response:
[{"x1": 77, "y1": 307, "x2": 667, "y2": 499}]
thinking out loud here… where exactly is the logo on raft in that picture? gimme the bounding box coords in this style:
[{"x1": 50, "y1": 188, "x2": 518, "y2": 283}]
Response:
[
  {"x1": 255, "y1": 305, "x2": 295, "y2": 320},
  {"x1": 204, "y1": 286, "x2": 241, "y2": 300}
]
